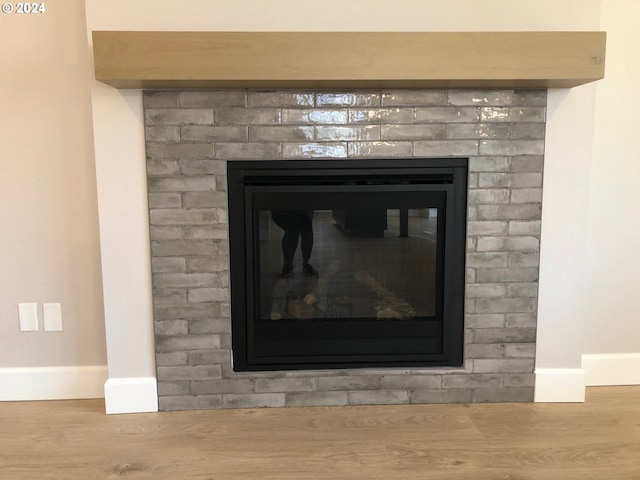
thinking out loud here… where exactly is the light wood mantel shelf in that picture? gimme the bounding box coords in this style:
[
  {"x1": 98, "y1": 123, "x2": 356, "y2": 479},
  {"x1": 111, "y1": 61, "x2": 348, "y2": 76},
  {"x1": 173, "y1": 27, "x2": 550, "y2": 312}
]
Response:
[{"x1": 93, "y1": 31, "x2": 606, "y2": 90}]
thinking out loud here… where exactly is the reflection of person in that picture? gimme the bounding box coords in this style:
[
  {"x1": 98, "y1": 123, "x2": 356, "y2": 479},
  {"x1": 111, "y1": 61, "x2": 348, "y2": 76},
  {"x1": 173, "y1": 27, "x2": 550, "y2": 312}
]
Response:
[{"x1": 271, "y1": 211, "x2": 318, "y2": 277}]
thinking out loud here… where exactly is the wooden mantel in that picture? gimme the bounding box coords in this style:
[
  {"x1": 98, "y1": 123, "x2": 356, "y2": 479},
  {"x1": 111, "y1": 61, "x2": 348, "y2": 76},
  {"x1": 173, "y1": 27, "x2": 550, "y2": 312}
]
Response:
[{"x1": 93, "y1": 31, "x2": 606, "y2": 90}]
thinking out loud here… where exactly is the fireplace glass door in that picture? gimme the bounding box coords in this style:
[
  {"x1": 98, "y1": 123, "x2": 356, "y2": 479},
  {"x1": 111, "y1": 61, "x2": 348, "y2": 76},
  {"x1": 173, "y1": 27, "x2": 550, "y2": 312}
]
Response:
[{"x1": 228, "y1": 159, "x2": 467, "y2": 371}]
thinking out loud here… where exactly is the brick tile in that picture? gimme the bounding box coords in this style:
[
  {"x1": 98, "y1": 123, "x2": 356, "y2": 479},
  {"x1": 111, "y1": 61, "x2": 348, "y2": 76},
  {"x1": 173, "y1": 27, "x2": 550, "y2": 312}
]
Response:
[
  {"x1": 191, "y1": 379, "x2": 254, "y2": 395},
  {"x1": 159, "y1": 395, "x2": 222, "y2": 411},
  {"x1": 144, "y1": 92, "x2": 180, "y2": 108},
  {"x1": 148, "y1": 176, "x2": 215, "y2": 192},
  {"x1": 247, "y1": 92, "x2": 314, "y2": 107},
  {"x1": 179, "y1": 91, "x2": 245, "y2": 108},
  {"x1": 473, "y1": 327, "x2": 536, "y2": 343},
  {"x1": 283, "y1": 109, "x2": 348, "y2": 124},
  {"x1": 507, "y1": 283, "x2": 538, "y2": 298},
  {"x1": 467, "y1": 221, "x2": 509, "y2": 236},
  {"x1": 476, "y1": 236, "x2": 540, "y2": 253},
  {"x1": 414, "y1": 140, "x2": 478, "y2": 156},
  {"x1": 145, "y1": 109, "x2": 214, "y2": 126},
  {"x1": 188, "y1": 318, "x2": 230, "y2": 334},
  {"x1": 511, "y1": 156, "x2": 544, "y2": 172},
  {"x1": 181, "y1": 125, "x2": 247, "y2": 142},
  {"x1": 381, "y1": 124, "x2": 445, "y2": 140},
  {"x1": 153, "y1": 284, "x2": 184, "y2": 302},
  {"x1": 154, "y1": 320, "x2": 188, "y2": 336},
  {"x1": 249, "y1": 126, "x2": 314, "y2": 142},
  {"x1": 466, "y1": 283, "x2": 507, "y2": 298},
  {"x1": 380, "y1": 375, "x2": 442, "y2": 390},
  {"x1": 506, "y1": 313, "x2": 537, "y2": 328},
  {"x1": 255, "y1": 378, "x2": 316, "y2": 393},
  {"x1": 468, "y1": 189, "x2": 510, "y2": 205},
  {"x1": 448, "y1": 90, "x2": 514, "y2": 106},
  {"x1": 157, "y1": 380, "x2": 190, "y2": 396},
  {"x1": 182, "y1": 191, "x2": 227, "y2": 208},
  {"x1": 285, "y1": 392, "x2": 349, "y2": 407},
  {"x1": 508, "y1": 252, "x2": 540, "y2": 268},
  {"x1": 410, "y1": 389, "x2": 473, "y2": 404},
  {"x1": 316, "y1": 92, "x2": 380, "y2": 106},
  {"x1": 157, "y1": 365, "x2": 222, "y2": 381},
  {"x1": 464, "y1": 343, "x2": 505, "y2": 359},
  {"x1": 151, "y1": 239, "x2": 220, "y2": 256},
  {"x1": 348, "y1": 141, "x2": 412, "y2": 157},
  {"x1": 350, "y1": 108, "x2": 414, "y2": 124},
  {"x1": 156, "y1": 352, "x2": 188, "y2": 367},
  {"x1": 155, "y1": 303, "x2": 220, "y2": 321},
  {"x1": 466, "y1": 253, "x2": 509, "y2": 268},
  {"x1": 216, "y1": 108, "x2": 281, "y2": 125},
  {"x1": 214, "y1": 142, "x2": 281, "y2": 160},
  {"x1": 480, "y1": 107, "x2": 545, "y2": 123},
  {"x1": 155, "y1": 334, "x2": 221, "y2": 352},
  {"x1": 348, "y1": 390, "x2": 410, "y2": 405},
  {"x1": 468, "y1": 156, "x2": 511, "y2": 172},
  {"x1": 502, "y1": 373, "x2": 535, "y2": 387},
  {"x1": 464, "y1": 314, "x2": 505, "y2": 329},
  {"x1": 473, "y1": 358, "x2": 535, "y2": 374},
  {"x1": 473, "y1": 387, "x2": 533, "y2": 403},
  {"x1": 222, "y1": 393, "x2": 286, "y2": 409},
  {"x1": 513, "y1": 90, "x2": 547, "y2": 107},
  {"x1": 475, "y1": 268, "x2": 539, "y2": 283},
  {"x1": 448, "y1": 124, "x2": 510, "y2": 140},
  {"x1": 505, "y1": 343, "x2": 536, "y2": 358},
  {"x1": 477, "y1": 205, "x2": 541, "y2": 221},
  {"x1": 475, "y1": 299, "x2": 538, "y2": 314},
  {"x1": 415, "y1": 107, "x2": 479, "y2": 123},
  {"x1": 442, "y1": 374, "x2": 502, "y2": 389},
  {"x1": 317, "y1": 376, "x2": 380, "y2": 391},
  {"x1": 480, "y1": 140, "x2": 545, "y2": 156},
  {"x1": 188, "y1": 349, "x2": 231, "y2": 366},
  {"x1": 146, "y1": 126, "x2": 180, "y2": 143},
  {"x1": 317, "y1": 125, "x2": 380, "y2": 141},
  {"x1": 382, "y1": 90, "x2": 447, "y2": 106},
  {"x1": 283, "y1": 143, "x2": 347, "y2": 158}
]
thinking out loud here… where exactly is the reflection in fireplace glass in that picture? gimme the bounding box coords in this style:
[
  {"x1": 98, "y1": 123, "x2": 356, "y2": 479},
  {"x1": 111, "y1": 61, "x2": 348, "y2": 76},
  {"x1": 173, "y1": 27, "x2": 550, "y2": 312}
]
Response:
[{"x1": 259, "y1": 209, "x2": 438, "y2": 322}]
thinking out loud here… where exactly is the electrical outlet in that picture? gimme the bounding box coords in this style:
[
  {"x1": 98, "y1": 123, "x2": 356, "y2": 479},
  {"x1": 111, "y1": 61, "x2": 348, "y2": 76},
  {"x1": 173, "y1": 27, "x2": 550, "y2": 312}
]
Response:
[
  {"x1": 43, "y1": 303, "x2": 63, "y2": 331},
  {"x1": 18, "y1": 303, "x2": 39, "y2": 331}
]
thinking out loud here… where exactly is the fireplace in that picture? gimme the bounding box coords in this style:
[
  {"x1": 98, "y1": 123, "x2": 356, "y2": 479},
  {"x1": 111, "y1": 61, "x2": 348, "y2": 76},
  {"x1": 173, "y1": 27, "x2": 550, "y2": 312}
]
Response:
[
  {"x1": 145, "y1": 89, "x2": 543, "y2": 410},
  {"x1": 228, "y1": 159, "x2": 467, "y2": 371}
]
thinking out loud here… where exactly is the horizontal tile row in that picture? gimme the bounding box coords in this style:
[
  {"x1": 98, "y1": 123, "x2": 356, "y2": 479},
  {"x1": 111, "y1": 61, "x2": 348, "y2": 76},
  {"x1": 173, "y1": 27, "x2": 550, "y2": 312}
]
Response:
[
  {"x1": 144, "y1": 90, "x2": 546, "y2": 110},
  {"x1": 144, "y1": 106, "x2": 546, "y2": 127},
  {"x1": 157, "y1": 386, "x2": 534, "y2": 410},
  {"x1": 147, "y1": 123, "x2": 544, "y2": 145}
]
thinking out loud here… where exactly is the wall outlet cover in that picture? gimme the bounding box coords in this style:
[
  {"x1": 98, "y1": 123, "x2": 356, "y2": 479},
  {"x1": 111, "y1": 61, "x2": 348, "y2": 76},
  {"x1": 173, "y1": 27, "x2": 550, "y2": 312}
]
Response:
[
  {"x1": 18, "y1": 303, "x2": 39, "y2": 331},
  {"x1": 43, "y1": 303, "x2": 63, "y2": 331}
]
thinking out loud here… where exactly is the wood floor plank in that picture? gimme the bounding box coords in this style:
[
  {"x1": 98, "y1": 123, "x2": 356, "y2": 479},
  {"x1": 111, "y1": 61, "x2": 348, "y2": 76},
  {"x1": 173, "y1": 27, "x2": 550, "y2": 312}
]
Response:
[{"x1": 1, "y1": 387, "x2": 639, "y2": 479}]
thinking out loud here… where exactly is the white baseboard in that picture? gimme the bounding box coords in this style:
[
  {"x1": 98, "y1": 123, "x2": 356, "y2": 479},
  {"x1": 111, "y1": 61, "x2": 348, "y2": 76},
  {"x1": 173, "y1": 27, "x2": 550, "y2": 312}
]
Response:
[
  {"x1": 0, "y1": 366, "x2": 108, "y2": 401},
  {"x1": 104, "y1": 377, "x2": 158, "y2": 414},
  {"x1": 534, "y1": 368, "x2": 586, "y2": 402},
  {"x1": 582, "y1": 353, "x2": 640, "y2": 386}
]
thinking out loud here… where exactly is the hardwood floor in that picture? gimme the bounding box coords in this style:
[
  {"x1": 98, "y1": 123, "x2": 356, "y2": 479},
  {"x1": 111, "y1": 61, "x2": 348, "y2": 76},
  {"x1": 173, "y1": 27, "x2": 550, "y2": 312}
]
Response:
[{"x1": 1, "y1": 387, "x2": 639, "y2": 479}]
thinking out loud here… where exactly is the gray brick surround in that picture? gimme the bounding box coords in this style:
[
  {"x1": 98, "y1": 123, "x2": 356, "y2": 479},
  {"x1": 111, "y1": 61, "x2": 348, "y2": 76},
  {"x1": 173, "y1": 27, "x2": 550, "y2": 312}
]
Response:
[{"x1": 144, "y1": 89, "x2": 545, "y2": 411}]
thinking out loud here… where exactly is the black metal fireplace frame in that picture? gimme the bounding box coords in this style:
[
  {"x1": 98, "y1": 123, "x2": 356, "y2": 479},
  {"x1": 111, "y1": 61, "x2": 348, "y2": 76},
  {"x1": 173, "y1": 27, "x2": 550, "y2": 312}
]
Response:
[{"x1": 227, "y1": 158, "x2": 468, "y2": 371}]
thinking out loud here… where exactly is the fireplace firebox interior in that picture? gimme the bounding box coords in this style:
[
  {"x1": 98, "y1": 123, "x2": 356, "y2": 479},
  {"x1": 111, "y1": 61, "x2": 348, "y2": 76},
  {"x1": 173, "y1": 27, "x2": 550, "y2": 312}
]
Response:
[{"x1": 228, "y1": 159, "x2": 468, "y2": 371}]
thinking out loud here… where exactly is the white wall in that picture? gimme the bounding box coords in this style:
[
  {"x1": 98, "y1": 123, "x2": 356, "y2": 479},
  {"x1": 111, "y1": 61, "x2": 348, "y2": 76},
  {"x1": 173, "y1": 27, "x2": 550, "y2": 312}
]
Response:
[
  {"x1": 0, "y1": 1, "x2": 106, "y2": 370},
  {"x1": 579, "y1": 0, "x2": 640, "y2": 386},
  {"x1": 585, "y1": 0, "x2": 640, "y2": 355},
  {"x1": 84, "y1": 0, "x2": 638, "y2": 406}
]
